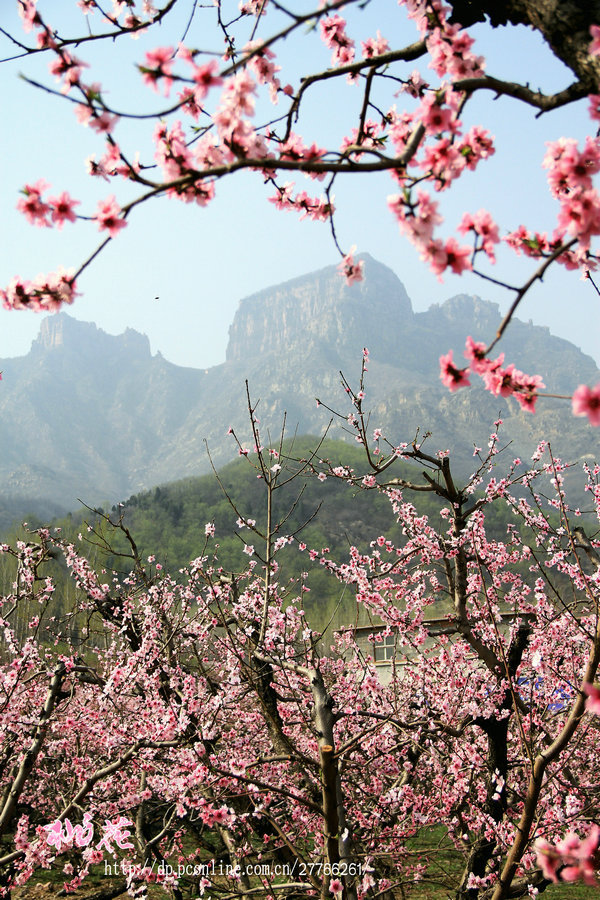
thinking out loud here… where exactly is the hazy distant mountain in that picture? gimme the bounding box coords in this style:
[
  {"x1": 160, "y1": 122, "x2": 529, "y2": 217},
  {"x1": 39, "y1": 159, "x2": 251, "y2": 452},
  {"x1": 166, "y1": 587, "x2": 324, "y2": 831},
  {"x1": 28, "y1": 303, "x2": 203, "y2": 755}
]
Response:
[{"x1": 0, "y1": 254, "x2": 597, "y2": 526}]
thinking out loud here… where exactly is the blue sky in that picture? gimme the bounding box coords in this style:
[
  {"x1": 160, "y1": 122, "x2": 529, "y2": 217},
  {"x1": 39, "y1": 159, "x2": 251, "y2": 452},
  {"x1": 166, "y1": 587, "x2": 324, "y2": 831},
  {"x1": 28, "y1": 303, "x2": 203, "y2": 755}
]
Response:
[{"x1": 1, "y1": 1, "x2": 599, "y2": 370}]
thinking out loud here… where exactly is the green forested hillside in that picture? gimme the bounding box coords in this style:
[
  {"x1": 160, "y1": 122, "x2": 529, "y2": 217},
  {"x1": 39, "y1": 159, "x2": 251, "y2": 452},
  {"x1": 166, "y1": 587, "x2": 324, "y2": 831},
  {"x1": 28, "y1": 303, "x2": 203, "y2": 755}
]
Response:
[
  {"x1": 0, "y1": 436, "x2": 565, "y2": 635},
  {"x1": 65, "y1": 437, "x2": 451, "y2": 628},
  {"x1": 0, "y1": 438, "x2": 454, "y2": 631}
]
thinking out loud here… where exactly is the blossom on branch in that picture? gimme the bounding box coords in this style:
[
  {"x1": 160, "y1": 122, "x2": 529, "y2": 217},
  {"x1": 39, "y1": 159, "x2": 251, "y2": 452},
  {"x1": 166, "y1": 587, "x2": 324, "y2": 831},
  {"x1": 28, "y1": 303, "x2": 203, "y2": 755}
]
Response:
[
  {"x1": 48, "y1": 192, "x2": 80, "y2": 228},
  {"x1": 439, "y1": 350, "x2": 470, "y2": 390},
  {"x1": 320, "y1": 14, "x2": 355, "y2": 67},
  {"x1": 140, "y1": 46, "x2": 174, "y2": 94},
  {"x1": 458, "y1": 209, "x2": 500, "y2": 261},
  {"x1": 535, "y1": 826, "x2": 600, "y2": 886},
  {"x1": 424, "y1": 237, "x2": 472, "y2": 277},
  {"x1": 1, "y1": 268, "x2": 78, "y2": 312},
  {"x1": 95, "y1": 195, "x2": 127, "y2": 237},
  {"x1": 338, "y1": 247, "x2": 364, "y2": 285},
  {"x1": 361, "y1": 31, "x2": 390, "y2": 59},
  {"x1": 590, "y1": 24, "x2": 600, "y2": 57},
  {"x1": 17, "y1": 179, "x2": 51, "y2": 227},
  {"x1": 583, "y1": 682, "x2": 600, "y2": 714},
  {"x1": 572, "y1": 383, "x2": 600, "y2": 426},
  {"x1": 18, "y1": 0, "x2": 40, "y2": 32}
]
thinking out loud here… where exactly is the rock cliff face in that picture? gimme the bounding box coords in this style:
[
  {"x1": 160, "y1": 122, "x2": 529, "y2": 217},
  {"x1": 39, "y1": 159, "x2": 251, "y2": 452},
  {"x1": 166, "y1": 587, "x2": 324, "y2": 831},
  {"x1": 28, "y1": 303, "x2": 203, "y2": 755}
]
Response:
[
  {"x1": 33, "y1": 315, "x2": 152, "y2": 358},
  {"x1": 0, "y1": 257, "x2": 597, "y2": 527},
  {"x1": 226, "y1": 254, "x2": 414, "y2": 365},
  {"x1": 36, "y1": 315, "x2": 67, "y2": 350}
]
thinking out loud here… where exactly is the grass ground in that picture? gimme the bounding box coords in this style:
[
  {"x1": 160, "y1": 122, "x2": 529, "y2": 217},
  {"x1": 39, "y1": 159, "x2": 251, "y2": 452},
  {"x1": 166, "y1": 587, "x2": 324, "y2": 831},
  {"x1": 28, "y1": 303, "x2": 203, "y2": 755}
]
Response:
[
  {"x1": 9, "y1": 827, "x2": 600, "y2": 900},
  {"x1": 402, "y1": 826, "x2": 599, "y2": 899}
]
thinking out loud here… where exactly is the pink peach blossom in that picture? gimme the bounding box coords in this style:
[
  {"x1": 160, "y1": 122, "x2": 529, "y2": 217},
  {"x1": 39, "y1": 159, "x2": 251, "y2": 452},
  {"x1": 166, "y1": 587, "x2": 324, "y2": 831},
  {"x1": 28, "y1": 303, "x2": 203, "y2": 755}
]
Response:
[
  {"x1": 95, "y1": 195, "x2": 127, "y2": 237},
  {"x1": 572, "y1": 383, "x2": 600, "y2": 426},
  {"x1": 439, "y1": 350, "x2": 471, "y2": 391}
]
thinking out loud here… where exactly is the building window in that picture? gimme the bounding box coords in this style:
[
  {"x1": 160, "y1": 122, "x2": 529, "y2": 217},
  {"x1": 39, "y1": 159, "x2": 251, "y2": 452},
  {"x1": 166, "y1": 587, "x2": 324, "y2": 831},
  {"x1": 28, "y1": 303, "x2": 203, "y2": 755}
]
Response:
[{"x1": 374, "y1": 632, "x2": 395, "y2": 663}]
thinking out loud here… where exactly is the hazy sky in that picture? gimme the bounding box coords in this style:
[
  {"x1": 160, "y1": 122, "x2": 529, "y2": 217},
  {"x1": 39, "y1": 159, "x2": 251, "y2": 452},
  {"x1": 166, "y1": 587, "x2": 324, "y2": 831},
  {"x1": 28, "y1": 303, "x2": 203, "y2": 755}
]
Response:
[{"x1": 1, "y1": 2, "x2": 599, "y2": 370}]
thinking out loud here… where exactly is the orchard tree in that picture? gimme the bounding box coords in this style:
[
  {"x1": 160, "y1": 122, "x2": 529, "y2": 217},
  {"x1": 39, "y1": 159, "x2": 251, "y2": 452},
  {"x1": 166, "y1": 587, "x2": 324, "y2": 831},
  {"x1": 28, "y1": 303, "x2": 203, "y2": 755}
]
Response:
[
  {"x1": 2, "y1": 0, "x2": 600, "y2": 418},
  {"x1": 2, "y1": 381, "x2": 600, "y2": 900}
]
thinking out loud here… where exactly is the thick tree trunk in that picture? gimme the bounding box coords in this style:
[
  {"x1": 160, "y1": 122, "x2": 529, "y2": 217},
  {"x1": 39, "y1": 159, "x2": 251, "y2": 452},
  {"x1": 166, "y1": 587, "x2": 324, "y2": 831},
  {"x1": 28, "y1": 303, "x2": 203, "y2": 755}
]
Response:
[{"x1": 448, "y1": 0, "x2": 600, "y2": 88}]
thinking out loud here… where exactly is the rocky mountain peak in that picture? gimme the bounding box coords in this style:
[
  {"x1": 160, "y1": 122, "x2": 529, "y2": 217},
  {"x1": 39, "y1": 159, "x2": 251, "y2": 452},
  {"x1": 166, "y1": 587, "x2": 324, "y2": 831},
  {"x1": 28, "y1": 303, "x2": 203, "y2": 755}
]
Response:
[
  {"x1": 33, "y1": 313, "x2": 151, "y2": 358},
  {"x1": 36, "y1": 313, "x2": 71, "y2": 350},
  {"x1": 439, "y1": 294, "x2": 499, "y2": 320},
  {"x1": 226, "y1": 254, "x2": 414, "y2": 364}
]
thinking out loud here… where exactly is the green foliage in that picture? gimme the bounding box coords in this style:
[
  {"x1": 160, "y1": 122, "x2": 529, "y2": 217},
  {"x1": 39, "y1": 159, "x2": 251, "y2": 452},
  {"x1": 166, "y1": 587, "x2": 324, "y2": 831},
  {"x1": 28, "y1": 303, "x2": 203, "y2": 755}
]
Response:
[
  {"x1": 1, "y1": 436, "x2": 564, "y2": 633},
  {"x1": 24, "y1": 437, "x2": 451, "y2": 630}
]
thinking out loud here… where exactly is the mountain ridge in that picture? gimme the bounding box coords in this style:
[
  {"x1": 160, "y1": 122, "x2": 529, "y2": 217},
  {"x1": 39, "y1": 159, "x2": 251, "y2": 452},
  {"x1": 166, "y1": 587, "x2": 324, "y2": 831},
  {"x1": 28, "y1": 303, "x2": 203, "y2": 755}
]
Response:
[{"x1": 0, "y1": 255, "x2": 597, "y2": 527}]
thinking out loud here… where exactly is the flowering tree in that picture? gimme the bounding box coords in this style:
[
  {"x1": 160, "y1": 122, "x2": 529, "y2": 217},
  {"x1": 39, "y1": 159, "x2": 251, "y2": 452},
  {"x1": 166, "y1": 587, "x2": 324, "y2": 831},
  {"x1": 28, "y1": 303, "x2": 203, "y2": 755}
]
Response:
[
  {"x1": 2, "y1": 0, "x2": 600, "y2": 419},
  {"x1": 2, "y1": 382, "x2": 600, "y2": 900}
]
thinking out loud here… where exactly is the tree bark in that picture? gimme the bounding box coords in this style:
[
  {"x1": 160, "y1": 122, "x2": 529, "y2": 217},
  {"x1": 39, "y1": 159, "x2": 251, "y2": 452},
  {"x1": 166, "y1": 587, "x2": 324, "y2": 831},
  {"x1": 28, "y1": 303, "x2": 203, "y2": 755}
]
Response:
[{"x1": 448, "y1": 0, "x2": 600, "y2": 88}]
